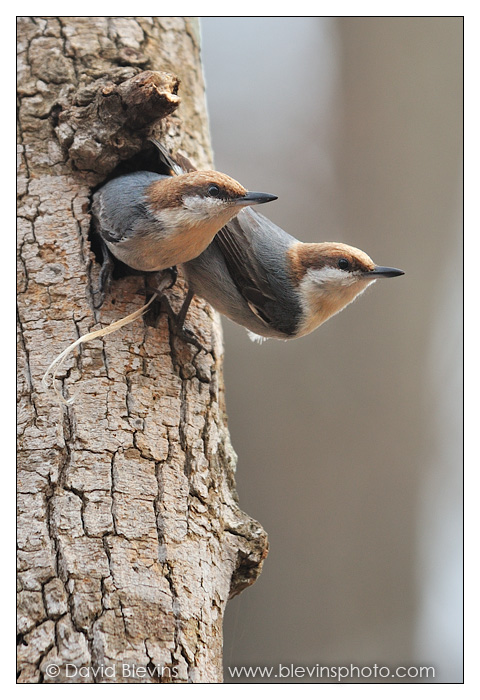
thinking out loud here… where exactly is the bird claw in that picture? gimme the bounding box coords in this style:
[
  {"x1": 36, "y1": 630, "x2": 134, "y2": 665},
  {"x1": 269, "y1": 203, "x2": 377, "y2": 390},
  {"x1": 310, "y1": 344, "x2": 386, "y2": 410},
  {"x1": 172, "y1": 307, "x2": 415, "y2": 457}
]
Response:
[
  {"x1": 93, "y1": 254, "x2": 200, "y2": 349},
  {"x1": 149, "y1": 267, "x2": 178, "y2": 292},
  {"x1": 172, "y1": 324, "x2": 204, "y2": 351},
  {"x1": 154, "y1": 293, "x2": 203, "y2": 350}
]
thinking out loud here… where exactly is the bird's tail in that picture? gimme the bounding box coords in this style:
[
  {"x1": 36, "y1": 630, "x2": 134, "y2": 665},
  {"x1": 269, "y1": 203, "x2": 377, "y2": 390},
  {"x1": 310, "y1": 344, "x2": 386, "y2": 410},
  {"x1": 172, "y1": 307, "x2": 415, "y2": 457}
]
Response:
[{"x1": 149, "y1": 138, "x2": 197, "y2": 176}]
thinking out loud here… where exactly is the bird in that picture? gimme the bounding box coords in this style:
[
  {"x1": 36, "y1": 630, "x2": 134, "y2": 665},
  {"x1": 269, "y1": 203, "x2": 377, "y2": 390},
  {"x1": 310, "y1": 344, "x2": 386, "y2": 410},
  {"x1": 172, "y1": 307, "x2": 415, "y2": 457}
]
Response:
[
  {"x1": 99, "y1": 141, "x2": 403, "y2": 343},
  {"x1": 90, "y1": 141, "x2": 277, "y2": 306},
  {"x1": 180, "y1": 207, "x2": 404, "y2": 342}
]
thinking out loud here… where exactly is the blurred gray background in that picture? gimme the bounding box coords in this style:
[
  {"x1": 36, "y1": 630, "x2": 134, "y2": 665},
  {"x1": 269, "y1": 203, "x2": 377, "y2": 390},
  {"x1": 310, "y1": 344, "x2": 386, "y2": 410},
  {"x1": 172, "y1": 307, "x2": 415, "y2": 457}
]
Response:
[{"x1": 200, "y1": 17, "x2": 462, "y2": 683}]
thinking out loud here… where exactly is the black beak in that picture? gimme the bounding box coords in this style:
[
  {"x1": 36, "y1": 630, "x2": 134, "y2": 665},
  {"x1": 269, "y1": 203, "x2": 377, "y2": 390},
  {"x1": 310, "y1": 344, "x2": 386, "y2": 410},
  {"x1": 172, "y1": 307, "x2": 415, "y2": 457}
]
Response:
[
  {"x1": 236, "y1": 191, "x2": 278, "y2": 205},
  {"x1": 367, "y1": 266, "x2": 405, "y2": 278}
]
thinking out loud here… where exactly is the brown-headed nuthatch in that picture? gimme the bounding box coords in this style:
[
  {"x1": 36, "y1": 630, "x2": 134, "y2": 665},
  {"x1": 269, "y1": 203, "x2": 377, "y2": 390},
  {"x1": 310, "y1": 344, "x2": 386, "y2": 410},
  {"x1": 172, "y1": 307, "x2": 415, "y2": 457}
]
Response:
[
  {"x1": 181, "y1": 207, "x2": 404, "y2": 341},
  {"x1": 91, "y1": 142, "x2": 277, "y2": 305}
]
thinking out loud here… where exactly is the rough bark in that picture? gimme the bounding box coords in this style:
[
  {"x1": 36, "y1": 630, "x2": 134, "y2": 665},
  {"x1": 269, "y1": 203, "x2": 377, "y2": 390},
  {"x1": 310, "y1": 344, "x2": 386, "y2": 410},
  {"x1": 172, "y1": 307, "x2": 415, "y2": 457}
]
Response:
[{"x1": 17, "y1": 17, "x2": 268, "y2": 684}]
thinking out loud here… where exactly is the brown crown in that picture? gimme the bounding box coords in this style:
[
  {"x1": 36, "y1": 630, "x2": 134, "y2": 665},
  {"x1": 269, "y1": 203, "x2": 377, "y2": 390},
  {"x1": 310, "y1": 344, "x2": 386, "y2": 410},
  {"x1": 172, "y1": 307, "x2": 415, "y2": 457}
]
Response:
[
  {"x1": 147, "y1": 171, "x2": 247, "y2": 210},
  {"x1": 287, "y1": 242, "x2": 376, "y2": 284}
]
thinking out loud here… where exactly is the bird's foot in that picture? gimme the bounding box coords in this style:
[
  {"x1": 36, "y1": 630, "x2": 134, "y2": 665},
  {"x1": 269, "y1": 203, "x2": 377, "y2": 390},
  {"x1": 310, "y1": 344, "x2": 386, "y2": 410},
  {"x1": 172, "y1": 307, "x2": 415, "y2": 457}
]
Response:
[
  {"x1": 93, "y1": 244, "x2": 115, "y2": 309},
  {"x1": 155, "y1": 292, "x2": 203, "y2": 350}
]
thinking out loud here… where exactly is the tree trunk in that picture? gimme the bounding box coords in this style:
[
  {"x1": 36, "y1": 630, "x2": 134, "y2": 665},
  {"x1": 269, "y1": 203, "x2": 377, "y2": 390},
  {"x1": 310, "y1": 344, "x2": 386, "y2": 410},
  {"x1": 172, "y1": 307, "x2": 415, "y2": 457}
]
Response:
[{"x1": 17, "y1": 16, "x2": 268, "y2": 684}]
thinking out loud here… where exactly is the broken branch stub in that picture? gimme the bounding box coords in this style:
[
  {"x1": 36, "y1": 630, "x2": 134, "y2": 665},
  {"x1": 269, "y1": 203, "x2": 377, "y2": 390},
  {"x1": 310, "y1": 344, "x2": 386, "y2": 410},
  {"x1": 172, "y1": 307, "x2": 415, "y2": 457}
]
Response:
[{"x1": 55, "y1": 70, "x2": 180, "y2": 175}]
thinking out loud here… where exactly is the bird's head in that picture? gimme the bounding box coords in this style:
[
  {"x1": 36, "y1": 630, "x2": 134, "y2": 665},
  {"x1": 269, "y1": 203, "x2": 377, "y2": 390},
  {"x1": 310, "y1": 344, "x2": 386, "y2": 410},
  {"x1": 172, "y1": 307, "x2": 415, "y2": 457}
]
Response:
[
  {"x1": 147, "y1": 171, "x2": 277, "y2": 234},
  {"x1": 289, "y1": 241, "x2": 404, "y2": 335}
]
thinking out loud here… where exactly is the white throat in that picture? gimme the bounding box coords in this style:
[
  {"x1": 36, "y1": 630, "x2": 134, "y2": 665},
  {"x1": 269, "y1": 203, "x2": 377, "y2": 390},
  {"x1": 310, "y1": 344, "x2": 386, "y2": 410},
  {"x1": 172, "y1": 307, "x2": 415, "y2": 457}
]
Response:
[{"x1": 297, "y1": 267, "x2": 375, "y2": 337}]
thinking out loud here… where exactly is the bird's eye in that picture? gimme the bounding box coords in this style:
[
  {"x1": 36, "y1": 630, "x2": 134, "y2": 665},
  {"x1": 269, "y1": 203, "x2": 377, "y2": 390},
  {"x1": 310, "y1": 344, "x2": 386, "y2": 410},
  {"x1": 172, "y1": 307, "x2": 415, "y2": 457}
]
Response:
[
  {"x1": 208, "y1": 184, "x2": 220, "y2": 197},
  {"x1": 338, "y1": 258, "x2": 350, "y2": 270}
]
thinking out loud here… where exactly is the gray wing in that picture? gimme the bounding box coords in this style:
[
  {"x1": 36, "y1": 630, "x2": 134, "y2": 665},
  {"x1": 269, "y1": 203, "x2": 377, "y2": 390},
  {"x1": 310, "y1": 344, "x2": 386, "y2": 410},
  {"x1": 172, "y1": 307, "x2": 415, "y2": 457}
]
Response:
[
  {"x1": 91, "y1": 171, "x2": 166, "y2": 244},
  {"x1": 214, "y1": 208, "x2": 303, "y2": 335}
]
